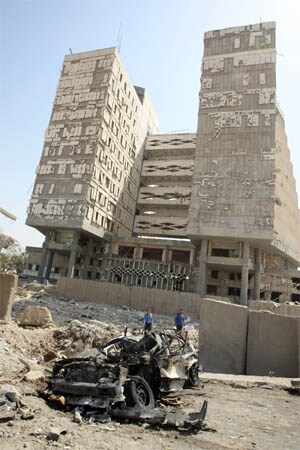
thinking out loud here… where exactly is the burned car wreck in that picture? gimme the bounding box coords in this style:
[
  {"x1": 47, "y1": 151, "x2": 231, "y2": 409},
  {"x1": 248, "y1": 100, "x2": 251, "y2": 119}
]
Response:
[{"x1": 47, "y1": 330, "x2": 207, "y2": 430}]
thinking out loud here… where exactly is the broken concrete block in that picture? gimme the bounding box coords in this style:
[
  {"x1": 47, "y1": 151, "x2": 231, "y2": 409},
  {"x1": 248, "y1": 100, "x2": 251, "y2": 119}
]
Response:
[
  {"x1": 47, "y1": 428, "x2": 61, "y2": 442},
  {"x1": 0, "y1": 273, "x2": 17, "y2": 321},
  {"x1": 20, "y1": 411, "x2": 35, "y2": 420},
  {"x1": 198, "y1": 298, "x2": 248, "y2": 374},
  {"x1": 24, "y1": 370, "x2": 45, "y2": 382},
  {"x1": 47, "y1": 427, "x2": 67, "y2": 441},
  {"x1": 0, "y1": 408, "x2": 15, "y2": 422},
  {"x1": 18, "y1": 306, "x2": 53, "y2": 327},
  {"x1": 0, "y1": 385, "x2": 22, "y2": 406}
]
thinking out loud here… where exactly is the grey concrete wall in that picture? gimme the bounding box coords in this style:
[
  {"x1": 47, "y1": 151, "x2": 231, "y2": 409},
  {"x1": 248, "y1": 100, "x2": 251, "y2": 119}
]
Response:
[
  {"x1": 56, "y1": 277, "x2": 201, "y2": 319},
  {"x1": 198, "y1": 298, "x2": 248, "y2": 374},
  {"x1": 0, "y1": 273, "x2": 17, "y2": 320},
  {"x1": 249, "y1": 300, "x2": 300, "y2": 317},
  {"x1": 247, "y1": 310, "x2": 299, "y2": 377}
]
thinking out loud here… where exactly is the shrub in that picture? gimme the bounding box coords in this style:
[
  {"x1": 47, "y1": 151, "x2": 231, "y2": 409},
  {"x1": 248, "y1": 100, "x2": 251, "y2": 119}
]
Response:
[{"x1": 0, "y1": 237, "x2": 26, "y2": 274}]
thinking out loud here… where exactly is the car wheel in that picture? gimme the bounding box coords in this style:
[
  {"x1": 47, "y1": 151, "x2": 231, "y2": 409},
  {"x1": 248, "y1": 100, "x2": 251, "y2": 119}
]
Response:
[
  {"x1": 124, "y1": 376, "x2": 155, "y2": 409},
  {"x1": 186, "y1": 363, "x2": 199, "y2": 387}
]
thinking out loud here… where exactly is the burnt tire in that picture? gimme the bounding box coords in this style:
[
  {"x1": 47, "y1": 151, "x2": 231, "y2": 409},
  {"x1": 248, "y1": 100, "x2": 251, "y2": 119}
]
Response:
[
  {"x1": 186, "y1": 363, "x2": 199, "y2": 387},
  {"x1": 124, "y1": 376, "x2": 155, "y2": 409}
]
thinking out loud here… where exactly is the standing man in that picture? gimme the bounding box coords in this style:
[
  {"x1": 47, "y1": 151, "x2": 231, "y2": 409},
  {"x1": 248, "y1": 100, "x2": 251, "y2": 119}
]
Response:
[
  {"x1": 174, "y1": 309, "x2": 185, "y2": 332},
  {"x1": 143, "y1": 308, "x2": 153, "y2": 333}
]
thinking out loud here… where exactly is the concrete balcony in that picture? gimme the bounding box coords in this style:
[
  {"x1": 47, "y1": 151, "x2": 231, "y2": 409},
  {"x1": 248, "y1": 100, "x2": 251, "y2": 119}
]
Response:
[
  {"x1": 206, "y1": 256, "x2": 254, "y2": 270},
  {"x1": 137, "y1": 186, "x2": 191, "y2": 207},
  {"x1": 134, "y1": 215, "x2": 188, "y2": 237},
  {"x1": 141, "y1": 159, "x2": 194, "y2": 180}
]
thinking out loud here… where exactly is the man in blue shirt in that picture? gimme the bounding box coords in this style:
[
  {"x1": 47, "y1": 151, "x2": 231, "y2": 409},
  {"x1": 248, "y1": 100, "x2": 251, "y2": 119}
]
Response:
[
  {"x1": 174, "y1": 309, "x2": 185, "y2": 332},
  {"x1": 143, "y1": 308, "x2": 153, "y2": 333}
]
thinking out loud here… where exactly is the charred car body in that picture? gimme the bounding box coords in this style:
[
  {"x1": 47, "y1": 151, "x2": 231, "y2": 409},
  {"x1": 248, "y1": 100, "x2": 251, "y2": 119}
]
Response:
[{"x1": 48, "y1": 330, "x2": 199, "y2": 410}]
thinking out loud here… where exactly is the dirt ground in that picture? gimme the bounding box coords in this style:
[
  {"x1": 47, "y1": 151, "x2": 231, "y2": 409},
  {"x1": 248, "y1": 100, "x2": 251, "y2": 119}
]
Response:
[{"x1": 0, "y1": 282, "x2": 299, "y2": 450}]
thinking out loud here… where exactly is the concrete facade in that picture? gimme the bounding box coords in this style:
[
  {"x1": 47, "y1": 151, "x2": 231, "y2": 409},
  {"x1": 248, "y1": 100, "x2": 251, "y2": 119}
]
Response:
[
  {"x1": 187, "y1": 22, "x2": 300, "y2": 303},
  {"x1": 26, "y1": 23, "x2": 300, "y2": 306},
  {"x1": 189, "y1": 22, "x2": 279, "y2": 241},
  {"x1": 26, "y1": 48, "x2": 158, "y2": 280},
  {"x1": 134, "y1": 133, "x2": 195, "y2": 237}
]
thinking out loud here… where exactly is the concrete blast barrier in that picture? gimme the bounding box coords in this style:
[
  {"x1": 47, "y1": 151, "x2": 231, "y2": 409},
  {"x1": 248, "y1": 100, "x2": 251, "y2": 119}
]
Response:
[
  {"x1": 198, "y1": 298, "x2": 248, "y2": 374},
  {"x1": 56, "y1": 277, "x2": 201, "y2": 319},
  {"x1": 247, "y1": 310, "x2": 299, "y2": 377},
  {"x1": 0, "y1": 273, "x2": 17, "y2": 320}
]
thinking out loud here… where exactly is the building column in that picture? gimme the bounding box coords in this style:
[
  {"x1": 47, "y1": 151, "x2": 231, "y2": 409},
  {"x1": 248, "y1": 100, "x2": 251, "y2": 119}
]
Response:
[
  {"x1": 44, "y1": 250, "x2": 54, "y2": 280},
  {"x1": 133, "y1": 246, "x2": 143, "y2": 260},
  {"x1": 162, "y1": 247, "x2": 168, "y2": 263},
  {"x1": 38, "y1": 231, "x2": 50, "y2": 281},
  {"x1": 253, "y1": 248, "x2": 262, "y2": 300},
  {"x1": 189, "y1": 248, "x2": 195, "y2": 266},
  {"x1": 240, "y1": 242, "x2": 250, "y2": 306},
  {"x1": 198, "y1": 239, "x2": 208, "y2": 298},
  {"x1": 81, "y1": 238, "x2": 93, "y2": 279},
  {"x1": 67, "y1": 232, "x2": 80, "y2": 278}
]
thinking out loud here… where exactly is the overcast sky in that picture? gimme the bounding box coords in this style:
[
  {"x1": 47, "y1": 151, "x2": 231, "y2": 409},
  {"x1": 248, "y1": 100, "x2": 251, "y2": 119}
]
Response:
[{"x1": 0, "y1": 0, "x2": 299, "y2": 249}]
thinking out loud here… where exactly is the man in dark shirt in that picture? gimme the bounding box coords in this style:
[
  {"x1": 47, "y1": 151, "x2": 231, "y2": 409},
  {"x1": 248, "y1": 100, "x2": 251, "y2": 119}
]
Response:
[
  {"x1": 174, "y1": 309, "x2": 185, "y2": 332},
  {"x1": 143, "y1": 308, "x2": 153, "y2": 333}
]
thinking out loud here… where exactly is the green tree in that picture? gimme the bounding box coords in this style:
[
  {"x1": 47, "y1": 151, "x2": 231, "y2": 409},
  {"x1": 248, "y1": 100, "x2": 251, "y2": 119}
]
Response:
[{"x1": 0, "y1": 239, "x2": 26, "y2": 273}]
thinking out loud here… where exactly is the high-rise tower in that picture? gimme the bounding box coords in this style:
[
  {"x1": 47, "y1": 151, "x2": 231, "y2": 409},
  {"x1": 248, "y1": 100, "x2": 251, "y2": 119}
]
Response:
[
  {"x1": 26, "y1": 48, "x2": 158, "y2": 279},
  {"x1": 188, "y1": 22, "x2": 300, "y2": 301}
]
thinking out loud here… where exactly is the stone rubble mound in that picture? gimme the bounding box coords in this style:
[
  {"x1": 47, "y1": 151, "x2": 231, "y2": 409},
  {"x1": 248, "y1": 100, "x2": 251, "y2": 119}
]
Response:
[{"x1": 53, "y1": 319, "x2": 122, "y2": 355}]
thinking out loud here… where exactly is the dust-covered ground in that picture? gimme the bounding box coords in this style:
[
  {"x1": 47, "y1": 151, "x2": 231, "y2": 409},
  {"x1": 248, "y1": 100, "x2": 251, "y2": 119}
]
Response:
[{"x1": 0, "y1": 282, "x2": 299, "y2": 450}]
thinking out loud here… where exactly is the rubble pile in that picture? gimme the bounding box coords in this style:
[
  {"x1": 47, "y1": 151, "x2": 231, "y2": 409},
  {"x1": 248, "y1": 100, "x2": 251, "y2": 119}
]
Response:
[
  {"x1": 18, "y1": 306, "x2": 54, "y2": 328},
  {"x1": 0, "y1": 320, "x2": 55, "y2": 383},
  {"x1": 52, "y1": 319, "x2": 122, "y2": 355}
]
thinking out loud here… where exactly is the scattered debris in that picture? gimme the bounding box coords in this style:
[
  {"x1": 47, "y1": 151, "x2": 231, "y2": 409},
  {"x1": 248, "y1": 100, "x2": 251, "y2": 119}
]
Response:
[
  {"x1": 109, "y1": 400, "x2": 208, "y2": 431},
  {"x1": 0, "y1": 409, "x2": 16, "y2": 422},
  {"x1": 73, "y1": 406, "x2": 83, "y2": 424},
  {"x1": 285, "y1": 387, "x2": 300, "y2": 396},
  {"x1": 20, "y1": 410, "x2": 35, "y2": 420}
]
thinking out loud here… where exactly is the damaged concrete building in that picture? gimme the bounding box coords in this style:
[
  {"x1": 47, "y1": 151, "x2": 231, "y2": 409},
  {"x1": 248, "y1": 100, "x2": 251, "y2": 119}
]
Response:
[{"x1": 26, "y1": 22, "x2": 300, "y2": 304}]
